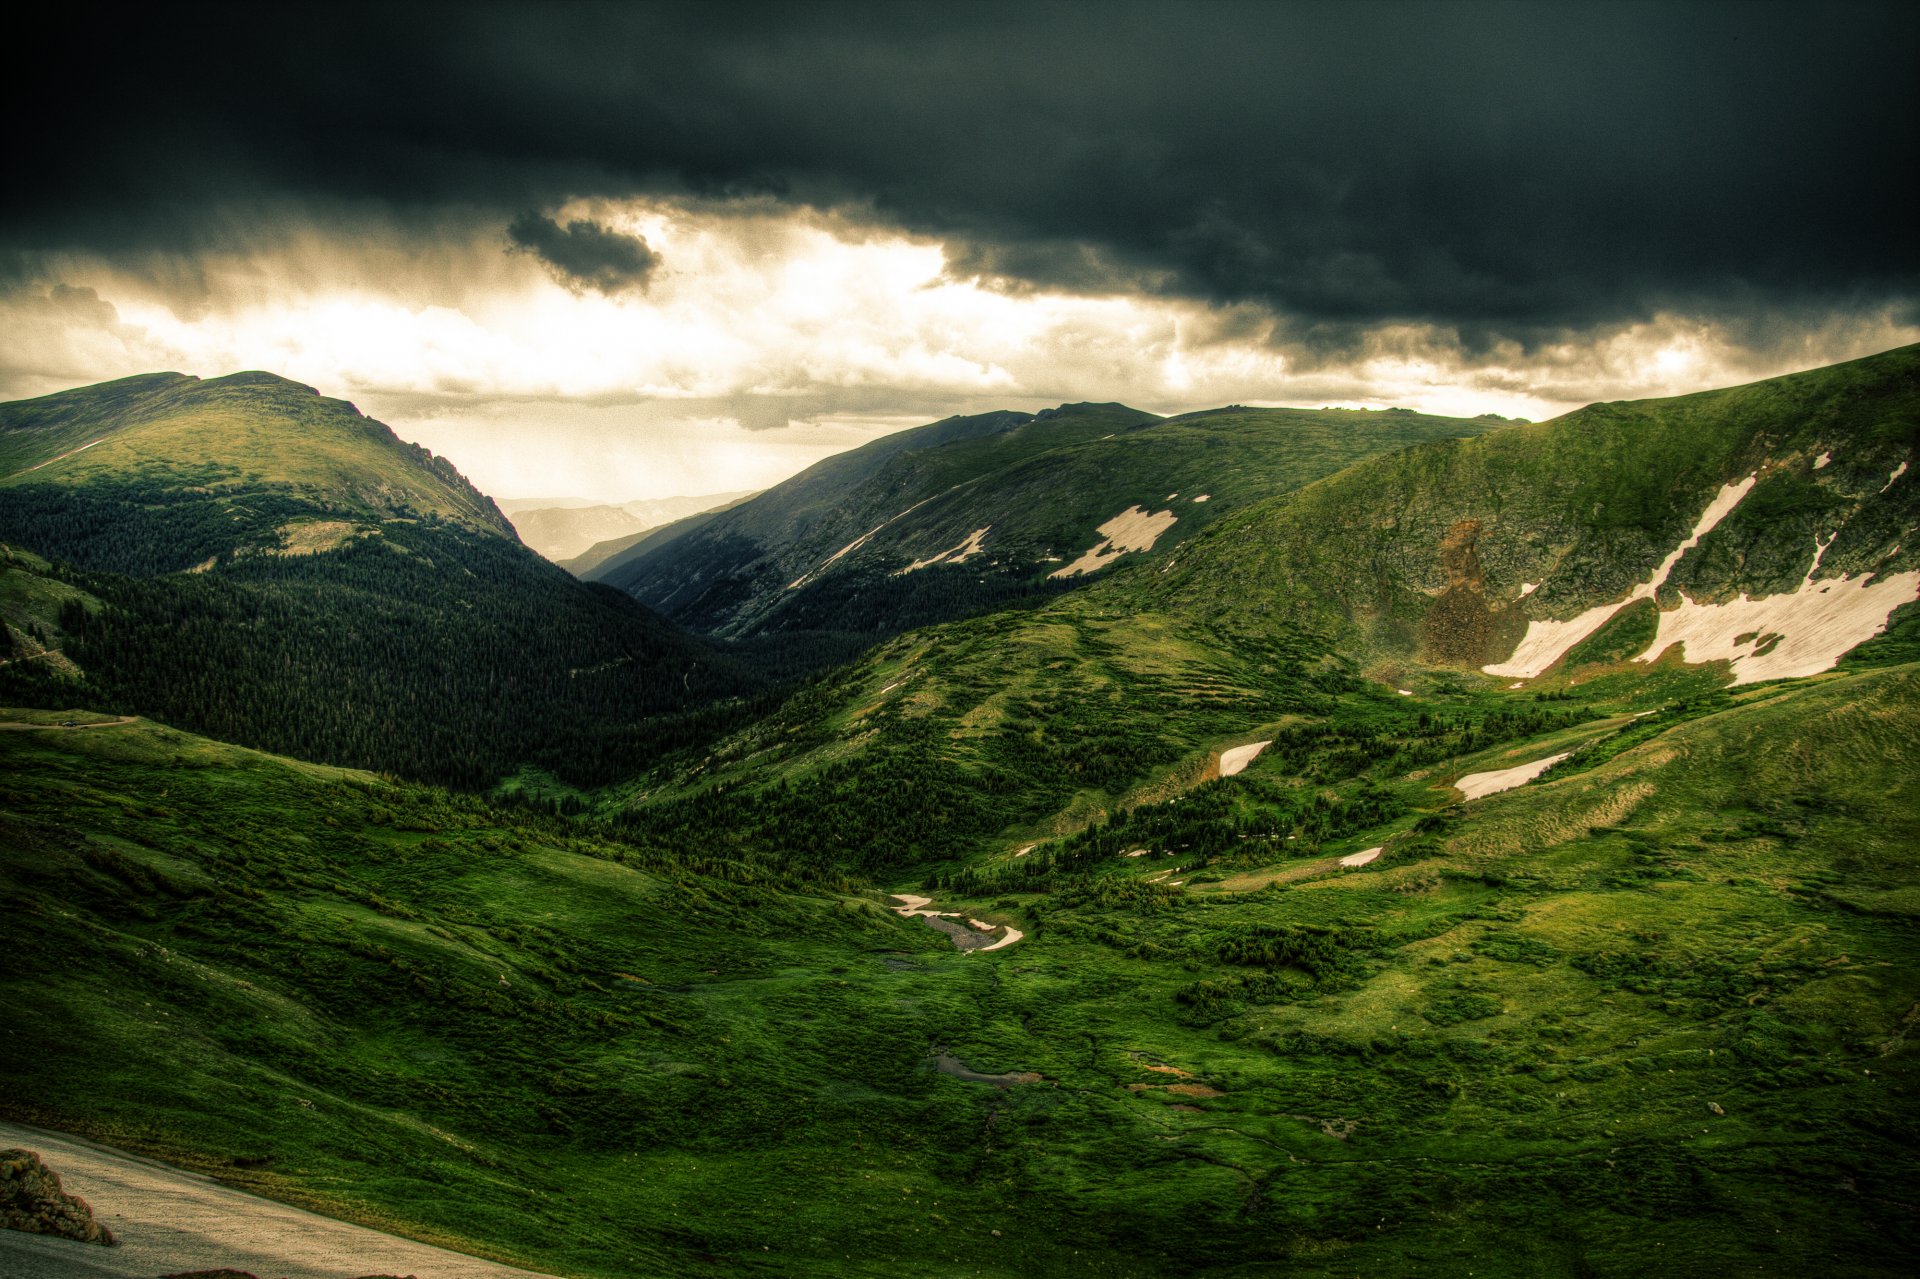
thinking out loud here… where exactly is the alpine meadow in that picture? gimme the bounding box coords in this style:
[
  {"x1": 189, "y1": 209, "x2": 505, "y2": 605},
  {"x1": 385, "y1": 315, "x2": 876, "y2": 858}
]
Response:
[{"x1": 1, "y1": 4, "x2": 1916, "y2": 1278}]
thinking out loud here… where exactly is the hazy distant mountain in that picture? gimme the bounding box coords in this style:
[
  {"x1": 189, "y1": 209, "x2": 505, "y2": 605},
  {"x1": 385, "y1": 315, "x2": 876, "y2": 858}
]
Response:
[
  {"x1": 562, "y1": 490, "x2": 762, "y2": 576},
  {"x1": 504, "y1": 491, "x2": 759, "y2": 561}
]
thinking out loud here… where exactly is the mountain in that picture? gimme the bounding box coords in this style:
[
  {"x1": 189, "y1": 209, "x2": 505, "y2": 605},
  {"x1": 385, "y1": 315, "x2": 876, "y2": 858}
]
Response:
[
  {"x1": 1138, "y1": 344, "x2": 1920, "y2": 678},
  {"x1": 0, "y1": 369, "x2": 517, "y2": 579},
  {"x1": 586, "y1": 401, "x2": 1157, "y2": 606},
  {"x1": 560, "y1": 491, "x2": 762, "y2": 577},
  {"x1": 596, "y1": 400, "x2": 1505, "y2": 643},
  {"x1": 0, "y1": 372, "x2": 759, "y2": 787},
  {"x1": 1, "y1": 349, "x2": 1916, "y2": 1277},
  {"x1": 635, "y1": 348, "x2": 1917, "y2": 877},
  {"x1": 505, "y1": 490, "x2": 758, "y2": 562}
]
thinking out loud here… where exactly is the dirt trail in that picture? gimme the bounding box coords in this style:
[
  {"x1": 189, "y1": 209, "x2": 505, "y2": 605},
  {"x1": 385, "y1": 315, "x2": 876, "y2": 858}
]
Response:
[
  {"x1": 12, "y1": 438, "x2": 107, "y2": 477},
  {"x1": 889, "y1": 894, "x2": 1024, "y2": 952},
  {"x1": 0, "y1": 1120, "x2": 552, "y2": 1278},
  {"x1": 0, "y1": 716, "x2": 137, "y2": 733}
]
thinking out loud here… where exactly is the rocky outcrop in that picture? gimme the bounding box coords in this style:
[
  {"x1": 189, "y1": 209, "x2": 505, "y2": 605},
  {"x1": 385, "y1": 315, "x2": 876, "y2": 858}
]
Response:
[{"x1": 0, "y1": 1146, "x2": 115, "y2": 1245}]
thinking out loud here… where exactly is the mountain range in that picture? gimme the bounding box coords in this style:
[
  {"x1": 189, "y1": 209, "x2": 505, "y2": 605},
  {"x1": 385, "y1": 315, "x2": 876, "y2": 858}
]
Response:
[
  {"x1": 1, "y1": 348, "x2": 1915, "y2": 1278},
  {"x1": 500, "y1": 491, "x2": 759, "y2": 564},
  {"x1": 588, "y1": 400, "x2": 1516, "y2": 644}
]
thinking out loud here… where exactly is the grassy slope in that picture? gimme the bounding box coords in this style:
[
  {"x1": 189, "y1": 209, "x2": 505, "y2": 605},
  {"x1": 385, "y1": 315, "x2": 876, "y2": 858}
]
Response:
[
  {"x1": 0, "y1": 370, "x2": 510, "y2": 534},
  {"x1": 648, "y1": 345, "x2": 1918, "y2": 849},
  {"x1": 0, "y1": 375, "x2": 759, "y2": 788},
  {"x1": 601, "y1": 403, "x2": 1504, "y2": 640},
  {"x1": 1136, "y1": 344, "x2": 1920, "y2": 659},
  {"x1": 2, "y1": 662, "x2": 1914, "y2": 1277}
]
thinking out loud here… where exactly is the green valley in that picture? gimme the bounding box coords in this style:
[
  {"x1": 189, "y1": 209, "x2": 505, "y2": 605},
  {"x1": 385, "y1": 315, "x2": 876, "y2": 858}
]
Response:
[{"x1": 2, "y1": 348, "x2": 1916, "y2": 1277}]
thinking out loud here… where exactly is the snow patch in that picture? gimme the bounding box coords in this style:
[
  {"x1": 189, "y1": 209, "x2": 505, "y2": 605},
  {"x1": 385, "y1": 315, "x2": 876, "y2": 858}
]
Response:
[
  {"x1": 1219, "y1": 740, "x2": 1272, "y2": 777},
  {"x1": 1192, "y1": 494, "x2": 1211, "y2": 503},
  {"x1": 1635, "y1": 534, "x2": 1920, "y2": 684},
  {"x1": 788, "y1": 496, "x2": 938, "y2": 589},
  {"x1": 1883, "y1": 461, "x2": 1909, "y2": 493},
  {"x1": 1455, "y1": 753, "x2": 1570, "y2": 801},
  {"x1": 896, "y1": 526, "x2": 990, "y2": 575},
  {"x1": 1813, "y1": 451, "x2": 1832, "y2": 469},
  {"x1": 1340, "y1": 847, "x2": 1383, "y2": 867},
  {"x1": 1397, "y1": 688, "x2": 1413, "y2": 696},
  {"x1": 1048, "y1": 506, "x2": 1179, "y2": 578},
  {"x1": 1484, "y1": 475, "x2": 1757, "y2": 678},
  {"x1": 1519, "y1": 581, "x2": 1541, "y2": 597}
]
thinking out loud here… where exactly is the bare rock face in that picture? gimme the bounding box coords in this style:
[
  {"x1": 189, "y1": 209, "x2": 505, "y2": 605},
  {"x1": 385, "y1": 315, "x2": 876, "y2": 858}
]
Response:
[{"x1": 0, "y1": 1146, "x2": 115, "y2": 1245}]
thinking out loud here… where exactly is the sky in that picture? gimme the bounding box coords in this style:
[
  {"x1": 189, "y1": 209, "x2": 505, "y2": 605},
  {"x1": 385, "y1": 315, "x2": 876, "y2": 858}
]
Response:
[{"x1": 4, "y1": 1, "x2": 1914, "y2": 500}]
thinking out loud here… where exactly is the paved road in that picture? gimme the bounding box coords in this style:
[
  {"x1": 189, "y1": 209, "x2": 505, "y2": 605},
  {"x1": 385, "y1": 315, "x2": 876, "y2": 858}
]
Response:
[{"x1": 0, "y1": 1120, "x2": 556, "y2": 1279}]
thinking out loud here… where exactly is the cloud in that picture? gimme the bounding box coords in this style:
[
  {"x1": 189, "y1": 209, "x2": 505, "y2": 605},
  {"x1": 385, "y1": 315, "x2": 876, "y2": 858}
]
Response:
[
  {"x1": 4, "y1": 2, "x2": 1912, "y2": 344},
  {"x1": 0, "y1": 281, "x2": 163, "y2": 392},
  {"x1": 506, "y1": 213, "x2": 658, "y2": 294},
  {"x1": 726, "y1": 395, "x2": 796, "y2": 432}
]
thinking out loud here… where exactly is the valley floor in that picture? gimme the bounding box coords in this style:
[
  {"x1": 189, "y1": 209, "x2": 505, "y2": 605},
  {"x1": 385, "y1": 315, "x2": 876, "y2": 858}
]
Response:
[{"x1": 3, "y1": 660, "x2": 1917, "y2": 1277}]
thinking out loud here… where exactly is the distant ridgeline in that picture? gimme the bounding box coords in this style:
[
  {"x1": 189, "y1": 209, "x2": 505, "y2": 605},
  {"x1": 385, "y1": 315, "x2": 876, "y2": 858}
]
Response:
[
  {"x1": 0, "y1": 371, "x2": 763, "y2": 787},
  {"x1": 614, "y1": 345, "x2": 1920, "y2": 881},
  {"x1": 589, "y1": 400, "x2": 1508, "y2": 645}
]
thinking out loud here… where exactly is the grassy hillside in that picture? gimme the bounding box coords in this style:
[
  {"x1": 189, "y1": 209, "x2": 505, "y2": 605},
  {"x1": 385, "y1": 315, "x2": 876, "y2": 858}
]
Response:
[
  {"x1": 0, "y1": 371, "x2": 511, "y2": 558},
  {"x1": 3, "y1": 659, "x2": 1914, "y2": 1277},
  {"x1": 0, "y1": 373, "x2": 763, "y2": 788},
  {"x1": 635, "y1": 348, "x2": 1917, "y2": 875},
  {"x1": 1133, "y1": 343, "x2": 1920, "y2": 666},
  {"x1": 598, "y1": 402, "x2": 1503, "y2": 644}
]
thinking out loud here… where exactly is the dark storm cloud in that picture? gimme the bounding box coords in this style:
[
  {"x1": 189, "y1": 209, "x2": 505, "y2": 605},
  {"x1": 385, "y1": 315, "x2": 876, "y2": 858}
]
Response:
[
  {"x1": 8, "y1": 1, "x2": 1915, "y2": 339},
  {"x1": 506, "y1": 213, "x2": 658, "y2": 293}
]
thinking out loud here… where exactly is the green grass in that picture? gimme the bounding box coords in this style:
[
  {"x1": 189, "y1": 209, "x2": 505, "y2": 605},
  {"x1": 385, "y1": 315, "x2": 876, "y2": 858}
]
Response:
[
  {"x1": 1, "y1": 349, "x2": 1916, "y2": 1276},
  {"x1": 602, "y1": 401, "x2": 1503, "y2": 641},
  {"x1": 4, "y1": 661, "x2": 1915, "y2": 1276},
  {"x1": 1, "y1": 370, "x2": 508, "y2": 533}
]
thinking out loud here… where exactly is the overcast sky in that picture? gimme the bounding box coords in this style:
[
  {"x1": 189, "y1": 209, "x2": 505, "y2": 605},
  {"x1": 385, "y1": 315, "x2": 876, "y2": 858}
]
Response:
[{"x1": 4, "y1": 1, "x2": 1913, "y2": 500}]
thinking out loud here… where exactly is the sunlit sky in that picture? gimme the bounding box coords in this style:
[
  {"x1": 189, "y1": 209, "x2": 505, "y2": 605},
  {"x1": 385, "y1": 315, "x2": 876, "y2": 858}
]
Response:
[{"x1": 4, "y1": 5, "x2": 1912, "y2": 501}]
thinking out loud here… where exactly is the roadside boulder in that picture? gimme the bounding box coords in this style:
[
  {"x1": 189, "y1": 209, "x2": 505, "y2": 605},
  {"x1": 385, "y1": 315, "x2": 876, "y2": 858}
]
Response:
[{"x1": 0, "y1": 1147, "x2": 115, "y2": 1245}]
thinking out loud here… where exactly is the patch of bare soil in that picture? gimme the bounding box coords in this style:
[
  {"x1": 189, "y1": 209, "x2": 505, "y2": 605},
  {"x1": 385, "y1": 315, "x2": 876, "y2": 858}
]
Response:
[{"x1": 1127, "y1": 1083, "x2": 1225, "y2": 1099}]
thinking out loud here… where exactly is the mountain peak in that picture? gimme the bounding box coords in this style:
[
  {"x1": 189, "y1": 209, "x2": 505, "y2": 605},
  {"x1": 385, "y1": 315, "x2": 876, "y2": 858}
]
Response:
[
  {"x1": 202, "y1": 369, "x2": 321, "y2": 395},
  {"x1": 0, "y1": 369, "x2": 514, "y2": 568}
]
